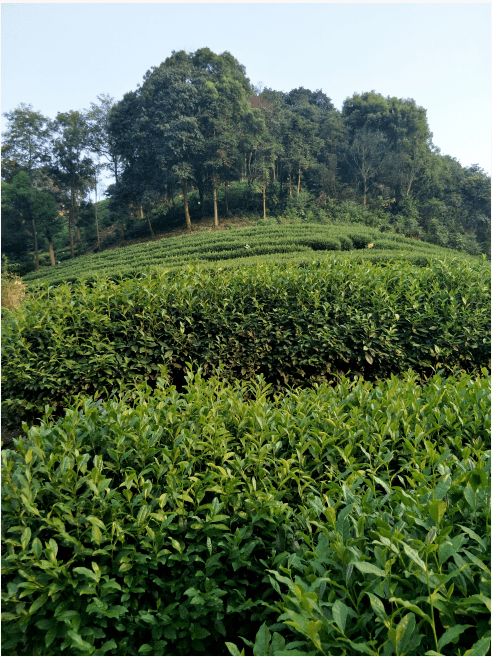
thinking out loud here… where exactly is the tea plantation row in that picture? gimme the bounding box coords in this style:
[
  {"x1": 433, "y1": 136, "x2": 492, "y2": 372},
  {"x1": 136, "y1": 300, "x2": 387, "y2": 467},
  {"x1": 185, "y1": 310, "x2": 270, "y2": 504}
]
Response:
[
  {"x1": 3, "y1": 257, "x2": 489, "y2": 426},
  {"x1": 2, "y1": 369, "x2": 490, "y2": 656},
  {"x1": 21, "y1": 223, "x2": 473, "y2": 288}
]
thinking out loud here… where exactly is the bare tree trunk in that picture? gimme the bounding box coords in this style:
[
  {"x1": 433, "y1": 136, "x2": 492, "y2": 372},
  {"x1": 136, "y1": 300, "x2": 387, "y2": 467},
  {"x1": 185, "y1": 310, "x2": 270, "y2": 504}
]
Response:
[
  {"x1": 212, "y1": 177, "x2": 219, "y2": 228},
  {"x1": 146, "y1": 210, "x2": 155, "y2": 237},
  {"x1": 181, "y1": 179, "x2": 192, "y2": 232},
  {"x1": 262, "y1": 185, "x2": 266, "y2": 219},
  {"x1": 32, "y1": 219, "x2": 40, "y2": 270},
  {"x1": 49, "y1": 242, "x2": 55, "y2": 266},
  {"x1": 69, "y1": 189, "x2": 75, "y2": 258},
  {"x1": 297, "y1": 168, "x2": 301, "y2": 195},
  {"x1": 95, "y1": 201, "x2": 101, "y2": 251}
]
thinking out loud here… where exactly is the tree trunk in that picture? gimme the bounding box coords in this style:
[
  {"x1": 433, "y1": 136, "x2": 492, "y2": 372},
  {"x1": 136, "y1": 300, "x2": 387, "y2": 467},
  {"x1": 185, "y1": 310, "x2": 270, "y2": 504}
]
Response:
[
  {"x1": 297, "y1": 168, "x2": 301, "y2": 195},
  {"x1": 146, "y1": 211, "x2": 155, "y2": 237},
  {"x1": 213, "y1": 177, "x2": 219, "y2": 228},
  {"x1": 195, "y1": 173, "x2": 205, "y2": 217},
  {"x1": 119, "y1": 220, "x2": 124, "y2": 239},
  {"x1": 95, "y1": 201, "x2": 101, "y2": 251},
  {"x1": 224, "y1": 183, "x2": 229, "y2": 215},
  {"x1": 262, "y1": 185, "x2": 266, "y2": 219},
  {"x1": 69, "y1": 189, "x2": 75, "y2": 258},
  {"x1": 49, "y1": 241, "x2": 55, "y2": 266},
  {"x1": 181, "y1": 179, "x2": 192, "y2": 232},
  {"x1": 32, "y1": 219, "x2": 40, "y2": 270}
]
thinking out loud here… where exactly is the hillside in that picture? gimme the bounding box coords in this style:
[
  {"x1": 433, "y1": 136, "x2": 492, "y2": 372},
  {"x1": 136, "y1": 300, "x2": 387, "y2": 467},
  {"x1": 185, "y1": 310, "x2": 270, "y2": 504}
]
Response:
[{"x1": 22, "y1": 219, "x2": 482, "y2": 288}]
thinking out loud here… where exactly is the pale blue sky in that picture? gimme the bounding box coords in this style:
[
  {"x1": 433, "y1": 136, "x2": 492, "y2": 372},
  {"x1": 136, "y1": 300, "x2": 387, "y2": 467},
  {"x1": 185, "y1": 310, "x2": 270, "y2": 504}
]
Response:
[{"x1": 2, "y1": 2, "x2": 491, "y2": 192}]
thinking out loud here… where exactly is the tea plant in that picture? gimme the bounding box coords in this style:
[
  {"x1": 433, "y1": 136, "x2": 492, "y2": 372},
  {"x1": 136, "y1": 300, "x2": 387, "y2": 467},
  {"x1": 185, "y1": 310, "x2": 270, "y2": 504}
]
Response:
[
  {"x1": 21, "y1": 223, "x2": 477, "y2": 288},
  {"x1": 2, "y1": 368, "x2": 490, "y2": 655},
  {"x1": 3, "y1": 258, "x2": 490, "y2": 425}
]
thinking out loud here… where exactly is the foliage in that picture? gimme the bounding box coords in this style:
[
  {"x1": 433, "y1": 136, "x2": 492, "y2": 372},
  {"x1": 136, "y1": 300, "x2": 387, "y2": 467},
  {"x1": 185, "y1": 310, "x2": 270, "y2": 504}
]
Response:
[
  {"x1": 3, "y1": 256, "x2": 490, "y2": 424},
  {"x1": 2, "y1": 369, "x2": 490, "y2": 656},
  {"x1": 21, "y1": 222, "x2": 477, "y2": 287}
]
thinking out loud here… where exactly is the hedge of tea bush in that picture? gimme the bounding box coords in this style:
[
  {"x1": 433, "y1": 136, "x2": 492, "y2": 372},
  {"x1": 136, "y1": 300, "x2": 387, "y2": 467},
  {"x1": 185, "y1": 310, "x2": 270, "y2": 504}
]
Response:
[
  {"x1": 21, "y1": 223, "x2": 471, "y2": 288},
  {"x1": 3, "y1": 257, "x2": 490, "y2": 424},
  {"x1": 2, "y1": 368, "x2": 490, "y2": 656}
]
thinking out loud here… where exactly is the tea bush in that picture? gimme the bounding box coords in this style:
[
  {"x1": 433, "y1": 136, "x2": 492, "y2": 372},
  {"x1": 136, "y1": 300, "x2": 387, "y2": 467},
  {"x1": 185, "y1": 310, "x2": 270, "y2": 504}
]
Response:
[
  {"x1": 21, "y1": 223, "x2": 475, "y2": 288},
  {"x1": 3, "y1": 258, "x2": 490, "y2": 425},
  {"x1": 2, "y1": 368, "x2": 490, "y2": 656}
]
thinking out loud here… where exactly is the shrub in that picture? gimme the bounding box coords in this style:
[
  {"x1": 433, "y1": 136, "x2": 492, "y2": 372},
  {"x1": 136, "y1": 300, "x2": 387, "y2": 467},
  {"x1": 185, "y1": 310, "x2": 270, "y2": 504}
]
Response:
[
  {"x1": 2, "y1": 368, "x2": 490, "y2": 656},
  {"x1": 3, "y1": 258, "x2": 490, "y2": 424}
]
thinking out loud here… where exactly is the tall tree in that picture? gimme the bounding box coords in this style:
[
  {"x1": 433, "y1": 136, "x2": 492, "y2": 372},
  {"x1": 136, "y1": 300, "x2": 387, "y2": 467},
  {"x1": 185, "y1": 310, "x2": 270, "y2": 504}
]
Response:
[
  {"x1": 49, "y1": 111, "x2": 95, "y2": 258},
  {"x1": 1, "y1": 103, "x2": 52, "y2": 183},
  {"x1": 109, "y1": 48, "x2": 258, "y2": 231},
  {"x1": 2, "y1": 171, "x2": 62, "y2": 269},
  {"x1": 85, "y1": 94, "x2": 125, "y2": 184}
]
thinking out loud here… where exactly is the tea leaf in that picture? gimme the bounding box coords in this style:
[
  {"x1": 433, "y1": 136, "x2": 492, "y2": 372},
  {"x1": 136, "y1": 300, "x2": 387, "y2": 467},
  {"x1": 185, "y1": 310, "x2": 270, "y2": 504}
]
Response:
[
  {"x1": 464, "y1": 637, "x2": 491, "y2": 656},
  {"x1": 332, "y1": 599, "x2": 350, "y2": 635},
  {"x1": 437, "y1": 624, "x2": 473, "y2": 651},
  {"x1": 429, "y1": 500, "x2": 447, "y2": 525},
  {"x1": 253, "y1": 622, "x2": 271, "y2": 656},
  {"x1": 354, "y1": 562, "x2": 386, "y2": 577}
]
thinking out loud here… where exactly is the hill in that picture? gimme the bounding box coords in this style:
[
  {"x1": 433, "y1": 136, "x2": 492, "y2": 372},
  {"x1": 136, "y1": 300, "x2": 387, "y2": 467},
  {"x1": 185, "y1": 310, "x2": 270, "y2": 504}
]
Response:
[{"x1": 22, "y1": 219, "x2": 482, "y2": 288}]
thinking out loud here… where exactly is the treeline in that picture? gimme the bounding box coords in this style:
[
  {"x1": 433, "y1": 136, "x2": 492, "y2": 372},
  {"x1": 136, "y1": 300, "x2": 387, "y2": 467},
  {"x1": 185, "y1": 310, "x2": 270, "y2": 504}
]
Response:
[{"x1": 2, "y1": 47, "x2": 490, "y2": 273}]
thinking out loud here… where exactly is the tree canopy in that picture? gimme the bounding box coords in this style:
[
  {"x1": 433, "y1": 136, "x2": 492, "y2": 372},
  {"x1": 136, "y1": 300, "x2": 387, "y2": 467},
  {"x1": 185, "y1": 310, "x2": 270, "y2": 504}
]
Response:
[{"x1": 2, "y1": 49, "x2": 490, "y2": 270}]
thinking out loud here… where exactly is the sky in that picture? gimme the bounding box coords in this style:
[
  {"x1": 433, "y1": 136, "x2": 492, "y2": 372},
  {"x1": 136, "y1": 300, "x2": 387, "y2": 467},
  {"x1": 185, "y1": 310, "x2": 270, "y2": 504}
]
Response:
[{"x1": 1, "y1": 1, "x2": 491, "y2": 197}]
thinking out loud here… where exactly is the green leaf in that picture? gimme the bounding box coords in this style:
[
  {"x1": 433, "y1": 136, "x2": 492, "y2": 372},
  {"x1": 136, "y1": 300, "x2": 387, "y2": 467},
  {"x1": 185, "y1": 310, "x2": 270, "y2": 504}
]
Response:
[
  {"x1": 458, "y1": 525, "x2": 486, "y2": 550},
  {"x1": 429, "y1": 500, "x2": 447, "y2": 525},
  {"x1": 433, "y1": 474, "x2": 452, "y2": 500},
  {"x1": 354, "y1": 561, "x2": 386, "y2": 577},
  {"x1": 253, "y1": 622, "x2": 271, "y2": 656},
  {"x1": 389, "y1": 597, "x2": 432, "y2": 624},
  {"x1": 21, "y1": 527, "x2": 31, "y2": 550},
  {"x1": 395, "y1": 612, "x2": 416, "y2": 655},
  {"x1": 45, "y1": 625, "x2": 57, "y2": 648},
  {"x1": 437, "y1": 625, "x2": 473, "y2": 651},
  {"x1": 332, "y1": 599, "x2": 350, "y2": 635},
  {"x1": 74, "y1": 567, "x2": 98, "y2": 581},
  {"x1": 138, "y1": 645, "x2": 152, "y2": 654},
  {"x1": 465, "y1": 637, "x2": 491, "y2": 656},
  {"x1": 367, "y1": 592, "x2": 388, "y2": 621},
  {"x1": 29, "y1": 594, "x2": 49, "y2": 614},
  {"x1": 402, "y1": 541, "x2": 426, "y2": 570},
  {"x1": 226, "y1": 642, "x2": 245, "y2": 656},
  {"x1": 86, "y1": 515, "x2": 105, "y2": 530}
]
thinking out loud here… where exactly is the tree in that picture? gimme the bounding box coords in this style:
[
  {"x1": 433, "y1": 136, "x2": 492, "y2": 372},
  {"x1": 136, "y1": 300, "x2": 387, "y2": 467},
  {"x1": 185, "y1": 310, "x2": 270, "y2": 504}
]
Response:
[
  {"x1": 2, "y1": 171, "x2": 62, "y2": 269},
  {"x1": 192, "y1": 48, "x2": 259, "y2": 226},
  {"x1": 85, "y1": 94, "x2": 125, "y2": 184},
  {"x1": 1, "y1": 174, "x2": 33, "y2": 269},
  {"x1": 109, "y1": 48, "x2": 258, "y2": 231},
  {"x1": 345, "y1": 127, "x2": 390, "y2": 205},
  {"x1": 30, "y1": 190, "x2": 62, "y2": 265},
  {"x1": 49, "y1": 111, "x2": 95, "y2": 258},
  {"x1": 1, "y1": 103, "x2": 51, "y2": 183}
]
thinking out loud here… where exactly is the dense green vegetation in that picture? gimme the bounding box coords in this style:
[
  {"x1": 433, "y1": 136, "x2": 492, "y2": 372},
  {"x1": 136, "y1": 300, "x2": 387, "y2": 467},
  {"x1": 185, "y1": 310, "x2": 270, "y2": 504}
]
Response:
[
  {"x1": 2, "y1": 44, "x2": 490, "y2": 657},
  {"x1": 2, "y1": 370, "x2": 490, "y2": 656},
  {"x1": 1, "y1": 48, "x2": 490, "y2": 275},
  {"x1": 3, "y1": 257, "x2": 490, "y2": 426},
  {"x1": 21, "y1": 222, "x2": 477, "y2": 288}
]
